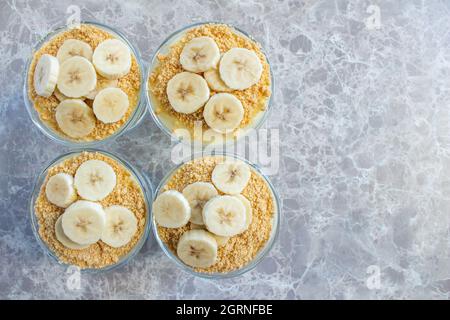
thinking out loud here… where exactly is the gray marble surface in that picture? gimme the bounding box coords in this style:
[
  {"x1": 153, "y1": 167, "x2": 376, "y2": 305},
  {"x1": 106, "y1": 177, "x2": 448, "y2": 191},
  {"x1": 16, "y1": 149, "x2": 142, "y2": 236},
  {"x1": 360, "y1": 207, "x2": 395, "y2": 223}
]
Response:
[{"x1": 1, "y1": 0, "x2": 450, "y2": 300}]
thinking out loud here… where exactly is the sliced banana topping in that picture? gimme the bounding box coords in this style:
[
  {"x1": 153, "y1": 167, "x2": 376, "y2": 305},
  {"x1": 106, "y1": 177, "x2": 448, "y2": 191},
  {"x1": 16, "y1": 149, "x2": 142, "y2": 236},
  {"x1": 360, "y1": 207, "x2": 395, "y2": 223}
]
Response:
[
  {"x1": 180, "y1": 36, "x2": 221, "y2": 73},
  {"x1": 190, "y1": 223, "x2": 229, "y2": 245},
  {"x1": 34, "y1": 54, "x2": 59, "y2": 97},
  {"x1": 85, "y1": 77, "x2": 118, "y2": 100},
  {"x1": 55, "y1": 215, "x2": 90, "y2": 250},
  {"x1": 61, "y1": 200, "x2": 106, "y2": 245},
  {"x1": 93, "y1": 39, "x2": 131, "y2": 80},
  {"x1": 182, "y1": 182, "x2": 218, "y2": 225},
  {"x1": 190, "y1": 200, "x2": 240, "y2": 246},
  {"x1": 57, "y1": 56, "x2": 97, "y2": 98},
  {"x1": 209, "y1": 232, "x2": 229, "y2": 246},
  {"x1": 191, "y1": 211, "x2": 230, "y2": 247},
  {"x1": 190, "y1": 223, "x2": 203, "y2": 230},
  {"x1": 202, "y1": 195, "x2": 246, "y2": 237},
  {"x1": 166, "y1": 72, "x2": 210, "y2": 114},
  {"x1": 54, "y1": 86, "x2": 80, "y2": 102},
  {"x1": 177, "y1": 229, "x2": 218, "y2": 268},
  {"x1": 153, "y1": 190, "x2": 191, "y2": 228},
  {"x1": 93, "y1": 87, "x2": 129, "y2": 123},
  {"x1": 234, "y1": 194, "x2": 253, "y2": 233},
  {"x1": 204, "y1": 68, "x2": 232, "y2": 92},
  {"x1": 101, "y1": 205, "x2": 137, "y2": 248},
  {"x1": 203, "y1": 93, "x2": 244, "y2": 133},
  {"x1": 45, "y1": 173, "x2": 77, "y2": 208},
  {"x1": 74, "y1": 159, "x2": 117, "y2": 201},
  {"x1": 55, "y1": 99, "x2": 96, "y2": 138},
  {"x1": 56, "y1": 39, "x2": 93, "y2": 63},
  {"x1": 219, "y1": 48, "x2": 262, "y2": 90},
  {"x1": 211, "y1": 160, "x2": 251, "y2": 194}
]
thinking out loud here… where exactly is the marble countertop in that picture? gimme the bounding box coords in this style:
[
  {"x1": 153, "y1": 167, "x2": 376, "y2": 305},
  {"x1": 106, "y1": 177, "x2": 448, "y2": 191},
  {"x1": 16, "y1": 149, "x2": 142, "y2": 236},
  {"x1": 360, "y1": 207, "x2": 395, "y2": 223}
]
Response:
[{"x1": 1, "y1": 0, "x2": 450, "y2": 299}]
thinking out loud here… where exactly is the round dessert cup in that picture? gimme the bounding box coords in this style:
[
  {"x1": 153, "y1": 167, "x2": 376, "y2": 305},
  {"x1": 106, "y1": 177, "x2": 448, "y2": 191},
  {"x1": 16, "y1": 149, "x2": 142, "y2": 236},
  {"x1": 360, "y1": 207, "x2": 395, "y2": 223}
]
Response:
[
  {"x1": 146, "y1": 22, "x2": 274, "y2": 148},
  {"x1": 29, "y1": 149, "x2": 153, "y2": 273},
  {"x1": 24, "y1": 21, "x2": 147, "y2": 147},
  {"x1": 152, "y1": 152, "x2": 280, "y2": 279}
]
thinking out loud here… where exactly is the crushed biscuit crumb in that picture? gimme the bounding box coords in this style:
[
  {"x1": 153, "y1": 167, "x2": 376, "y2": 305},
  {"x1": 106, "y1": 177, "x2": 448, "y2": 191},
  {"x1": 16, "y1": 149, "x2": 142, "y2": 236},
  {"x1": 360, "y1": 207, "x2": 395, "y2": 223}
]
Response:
[
  {"x1": 157, "y1": 156, "x2": 275, "y2": 273},
  {"x1": 27, "y1": 24, "x2": 141, "y2": 142},
  {"x1": 149, "y1": 23, "x2": 271, "y2": 134},
  {"x1": 34, "y1": 151, "x2": 147, "y2": 269}
]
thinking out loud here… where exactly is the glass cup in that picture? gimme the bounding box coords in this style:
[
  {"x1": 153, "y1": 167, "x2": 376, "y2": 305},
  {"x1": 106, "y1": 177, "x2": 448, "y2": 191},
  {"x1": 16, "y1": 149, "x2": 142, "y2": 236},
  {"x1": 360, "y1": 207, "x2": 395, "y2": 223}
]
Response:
[
  {"x1": 152, "y1": 153, "x2": 280, "y2": 279},
  {"x1": 145, "y1": 22, "x2": 274, "y2": 147},
  {"x1": 23, "y1": 21, "x2": 146, "y2": 147},
  {"x1": 29, "y1": 149, "x2": 153, "y2": 273}
]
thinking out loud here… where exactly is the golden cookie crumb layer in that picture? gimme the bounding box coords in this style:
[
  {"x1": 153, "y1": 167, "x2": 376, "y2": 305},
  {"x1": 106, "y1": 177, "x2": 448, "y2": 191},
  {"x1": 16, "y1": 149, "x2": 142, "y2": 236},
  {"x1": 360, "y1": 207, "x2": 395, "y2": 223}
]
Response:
[
  {"x1": 149, "y1": 23, "x2": 271, "y2": 135},
  {"x1": 34, "y1": 151, "x2": 147, "y2": 269},
  {"x1": 27, "y1": 24, "x2": 141, "y2": 142},
  {"x1": 157, "y1": 156, "x2": 275, "y2": 273}
]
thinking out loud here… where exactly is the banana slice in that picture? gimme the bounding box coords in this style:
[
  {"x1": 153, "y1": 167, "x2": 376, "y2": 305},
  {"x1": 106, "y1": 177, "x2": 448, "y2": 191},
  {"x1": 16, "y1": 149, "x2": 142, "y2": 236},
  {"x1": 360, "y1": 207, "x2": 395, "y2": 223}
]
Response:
[
  {"x1": 190, "y1": 223, "x2": 203, "y2": 230},
  {"x1": 33, "y1": 54, "x2": 59, "y2": 97},
  {"x1": 177, "y1": 229, "x2": 218, "y2": 268},
  {"x1": 85, "y1": 77, "x2": 118, "y2": 100},
  {"x1": 180, "y1": 36, "x2": 220, "y2": 73},
  {"x1": 101, "y1": 205, "x2": 137, "y2": 248},
  {"x1": 56, "y1": 39, "x2": 93, "y2": 63},
  {"x1": 54, "y1": 86, "x2": 87, "y2": 102},
  {"x1": 55, "y1": 99, "x2": 96, "y2": 138},
  {"x1": 210, "y1": 232, "x2": 229, "y2": 246},
  {"x1": 54, "y1": 87, "x2": 67, "y2": 102},
  {"x1": 202, "y1": 195, "x2": 246, "y2": 237},
  {"x1": 93, "y1": 87, "x2": 129, "y2": 123},
  {"x1": 219, "y1": 48, "x2": 263, "y2": 90},
  {"x1": 55, "y1": 215, "x2": 89, "y2": 250},
  {"x1": 203, "y1": 93, "x2": 244, "y2": 133},
  {"x1": 153, "y1": 190, "x2": 191, "y2": 228},
  {"x1": 92, "y1": 39, "x2": 131, "y2": 79},
  {"x1": 61, "y1": 200, "x2": 106, "y2": 245},
  {"x1": 57, "y1": 56, "x2": 97, "y2": 98},
  {"x1": 45, "y1": 173, "x2": 77, "y2": 208},
  {"x1": 74, "y1": 160, "x2": 117, "y2": 201},
  {"x1": 211, "y1": 160, "x2": 251, "y2": 194},
  {"x1": 234, "y1": 194, "x2": 253, "y2": 232},
  {"x1": 204, "y1": 68, "x2": 232, "y2": 92},
  {"x1": 182, "y1": 182, "x2": 218, "y2": 225},
  {"x1": 190, "y1": 223, "x2": 229, "y2": 246},
  {"x1": 166, "y1": 72, "x2": 210, "y2": 114},
  {"x1": 54, "y1": 86, "x2": 75, "y2": 102}
]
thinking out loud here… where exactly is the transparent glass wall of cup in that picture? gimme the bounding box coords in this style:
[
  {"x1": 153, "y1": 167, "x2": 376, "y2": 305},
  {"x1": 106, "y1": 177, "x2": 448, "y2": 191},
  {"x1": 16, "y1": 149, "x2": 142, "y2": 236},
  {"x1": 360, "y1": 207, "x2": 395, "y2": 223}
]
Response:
[
  {"x1": 145, "y1": 22, "x2": 274, "y2": 147},
  {"x1": 24, "y1": 21, "x2": 146, "y2": 147},
  {"x1": 152, "y1": 153, "x2": 280, "y2": 279},
  {"x1": 29, "y1": 149, "x2": 153, "y2": 273}
]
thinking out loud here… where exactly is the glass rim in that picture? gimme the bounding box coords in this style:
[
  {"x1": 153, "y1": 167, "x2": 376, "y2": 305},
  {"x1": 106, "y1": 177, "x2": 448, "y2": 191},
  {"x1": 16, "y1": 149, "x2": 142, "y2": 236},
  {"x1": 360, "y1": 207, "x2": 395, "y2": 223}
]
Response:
[
  {"x1": 29, "y1": 148, "x2": 154, "y2": 273},
  {"x1": 151, "y1": 152, "x2": 281, "y2": 279},
  {"x1": 23, "y1": 21, "x2": 147, "y2": 148},
  {"x1": 145, "y1": 21, "x2": 275, "y2": 148}
]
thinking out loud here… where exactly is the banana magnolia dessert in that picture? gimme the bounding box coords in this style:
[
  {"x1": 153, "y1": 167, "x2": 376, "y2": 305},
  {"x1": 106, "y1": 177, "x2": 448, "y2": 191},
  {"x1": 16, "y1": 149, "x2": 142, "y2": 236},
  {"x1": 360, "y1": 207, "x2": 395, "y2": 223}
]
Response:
[
  {"x1": 153, "y1": 157, "x2": 275, "y2": 273},
  {"x1": 34, "y1": 152, "x2": 147, "y2": 269},
  {"x1": 28, "y1": 24, "x2": 141, "y2": 141},
  {"x1": 149, "y1": 24, "x2": 271, "y2": 142}
]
